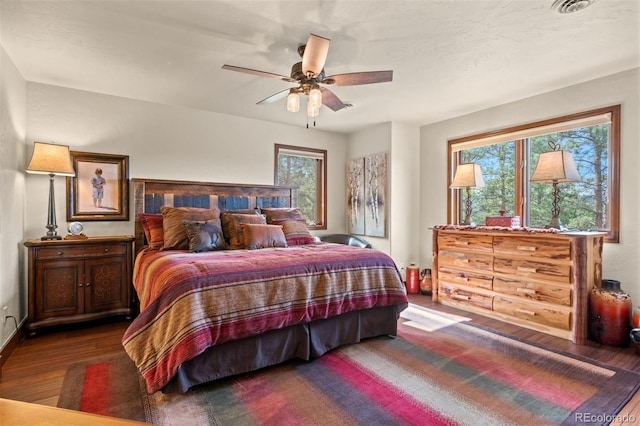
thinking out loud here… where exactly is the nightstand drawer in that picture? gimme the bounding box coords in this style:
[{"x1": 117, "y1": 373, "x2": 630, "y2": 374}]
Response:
[{"x1": 35, "y1": 244, "x2": 127, "y2": 260}]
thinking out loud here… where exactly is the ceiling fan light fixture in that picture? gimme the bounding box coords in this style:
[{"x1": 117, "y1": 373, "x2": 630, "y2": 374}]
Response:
[
  {"x1": 309, "y1": 85, "x2": 322, "y2": 109},
  {"x1": 302, "y1": 34, "x2": 330, "y2": 77},
  {"x1": 287, "y1": 89, "x2": 300, "y2": 112},
  {"x1": 307, "y1": 99, "x2": 319, "y2": 118}
]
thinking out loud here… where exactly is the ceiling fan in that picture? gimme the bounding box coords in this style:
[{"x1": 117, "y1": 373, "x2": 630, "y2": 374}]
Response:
[{"x1": 222, "y1": 34, "x2": 393, "y2": 122}]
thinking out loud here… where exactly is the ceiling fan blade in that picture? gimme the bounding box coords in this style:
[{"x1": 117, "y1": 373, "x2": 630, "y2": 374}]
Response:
[
  {"x1": 319, "y1": 87, "x2": 347, "y2": 111},
  {"x1": 324, "y1": 70, "x2": 393, "y2": 86},
  {"x1": 302, "y1": 34, "x2": 330, "y2": 78},
  {"x1": 256, "y1": 88, "x2": 291, "y2": 105},
  {"x1": 222, "y1": 65, "x2": 295, "y2": 82}
]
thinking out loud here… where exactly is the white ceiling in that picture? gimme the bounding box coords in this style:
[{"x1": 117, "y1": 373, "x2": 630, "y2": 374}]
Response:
[{"x1": 1, "y1": 0, "x2": 638, "y2": 133}]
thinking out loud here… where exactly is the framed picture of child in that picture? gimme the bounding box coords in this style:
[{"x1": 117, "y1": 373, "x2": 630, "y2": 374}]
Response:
[{"x1": 66, "y1": 151, "x2": 129, "y2": 221}]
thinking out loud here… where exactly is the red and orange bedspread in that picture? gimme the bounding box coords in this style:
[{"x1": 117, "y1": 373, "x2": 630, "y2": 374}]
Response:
[{"x1": 123, "y1": 243, "x2": 407, "y2": 393}]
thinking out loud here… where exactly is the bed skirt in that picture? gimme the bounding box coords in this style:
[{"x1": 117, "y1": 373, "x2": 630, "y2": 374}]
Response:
[{"x1": 163, "y1": 305, "x2": 401, "y2": 393}]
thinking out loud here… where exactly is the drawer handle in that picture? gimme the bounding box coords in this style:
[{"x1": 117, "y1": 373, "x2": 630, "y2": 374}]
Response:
[
  {"x1": 453, "y1": 294, "x2": 470, "y2": 301},
  {"x1": 517, "y1": 245, "x2": 537, "y2": 252},
  {"x1": 516, "y1": 308, "x2": 536, "y2": 316},
  {"x1": 517, "y1": 266, "x2": 537, "y2": 274},
  {"x1": 455, "y1": 258, "x2": 470, "y2": 264},
  {"x1": 57, "y1": 251, "x2": 63, "y2": 256},
  {"x1": 104, "y1": 248, "x2": 109, "y2": 253},
  {"x1": 455, "y1": 241, "x2": 469, "y2": 246},
  {"x1": 456, "y1": 276, "x2": 469, "y2": 282},
  {"x1": 516, "y1": 287, "x2": 537, "y2": 295},
  {"x1": 86, "y1": 282, "x2": 91, "y2": 287},
  {"x1": 78, "y1": 283, "x2": 83, "y2": 287}
]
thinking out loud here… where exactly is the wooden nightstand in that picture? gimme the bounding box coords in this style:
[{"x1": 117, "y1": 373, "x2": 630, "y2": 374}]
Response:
[{"x1": 24, "y1": 235, "x2": 135, "y2": 334}]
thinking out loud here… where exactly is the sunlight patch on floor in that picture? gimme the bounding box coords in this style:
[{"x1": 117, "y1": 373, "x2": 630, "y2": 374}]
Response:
[{"x1": 400, "y1": 303, "x2": 471, "y2": 332}]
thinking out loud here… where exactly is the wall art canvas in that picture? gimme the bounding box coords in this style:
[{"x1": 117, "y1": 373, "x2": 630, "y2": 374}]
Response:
[
  {"x1": 346, "y1": 157, "x2": 365, "y2": 235},
  {"x1": 364, "y1": 152, "x2": 387, "y2": 237}
]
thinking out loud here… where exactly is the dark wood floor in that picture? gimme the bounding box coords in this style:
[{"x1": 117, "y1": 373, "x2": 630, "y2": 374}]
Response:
[{"x1": 1, "y1": 294, "x2": 639, "y2": 424}]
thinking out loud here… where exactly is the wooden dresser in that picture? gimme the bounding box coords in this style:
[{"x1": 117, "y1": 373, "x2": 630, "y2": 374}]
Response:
[
  {"x1": 24, "y1": 235, "x2": 135, "y2": 334},
  {"x1": 432, "y1": 228, "x2": 604, "y2": 344}
]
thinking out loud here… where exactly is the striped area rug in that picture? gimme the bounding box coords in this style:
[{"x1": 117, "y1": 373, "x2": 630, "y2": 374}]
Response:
[{"x1": 58, "y1": 305, "x2": 640, "y2": 425}]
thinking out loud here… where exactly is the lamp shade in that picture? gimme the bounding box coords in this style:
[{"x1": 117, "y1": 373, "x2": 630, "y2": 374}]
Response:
[
  {"x1": 450, "y1": 163, "x2": 485, "y2": 189},
  {"x1": 530, "y1": 150, "x2": 581, "y2": 183},
  {"x1": 26, "y1": 142, "x2": 75, "y2": 176}
]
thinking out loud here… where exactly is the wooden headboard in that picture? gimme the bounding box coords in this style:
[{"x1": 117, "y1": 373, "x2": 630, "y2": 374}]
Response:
[{"x1": 133, "y1": 178, "x2": 298, "y2": 253}]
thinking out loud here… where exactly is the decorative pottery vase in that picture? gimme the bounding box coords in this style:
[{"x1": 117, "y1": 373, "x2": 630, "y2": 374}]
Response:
[
  {"x1": 420, "y1": 268, "x2": 433, "y2": 295},
  {"x1": 589, "y1": 279, "x2": 632, "y2": 347},
  {"x1": 404, "y1": 263, "x2": 420, "y2": 294}
]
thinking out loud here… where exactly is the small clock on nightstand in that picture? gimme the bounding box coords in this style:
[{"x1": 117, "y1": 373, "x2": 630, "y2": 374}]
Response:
[{"x1": 65, "y1": 221, "x2": 87, "y2": 240}]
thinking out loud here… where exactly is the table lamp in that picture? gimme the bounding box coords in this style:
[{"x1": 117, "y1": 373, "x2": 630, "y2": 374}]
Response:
[
  {"x1": 450, "y1": 163, "x2": 485, "y2": 226},
  {"x1": 530, "y1": 149, "x2": 580, "y2": 230},
  {"x1": 26, "y1": 142, "x2": 76, "y2": 240}
]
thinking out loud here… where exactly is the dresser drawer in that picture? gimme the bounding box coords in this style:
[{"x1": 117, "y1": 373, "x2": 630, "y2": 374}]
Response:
[
  {"x1": 437, "y1": 233, "x2": 493, "y2": 253},
  {"x1": 493, "y1": 297, "x2": 571, "y2": 330},
  {"x1": 493, "y1": 236, "x2": 570, "y2": 260},
  {"x1": 438, "y1": 267, "x2": 493, "y2": 290},
  {"x1": 438, "y1": 283, "x2": 493, "y2": 311},
  {"x1": 493, "y1": 277, "x2": 571, "y2": 306},
  {"x1": 438, "y1": 250, "x2": 493, "y2": 272},
  {"x1": 493, "y1": 256, "x2": 570, "y2": 284},
  {"x1": 35, "y1": 244, "x2": 127, "y2": 260}
]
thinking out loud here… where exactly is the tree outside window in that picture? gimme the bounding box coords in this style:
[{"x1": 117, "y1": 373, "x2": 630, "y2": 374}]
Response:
[{"x1": 275, "y1": 144, "x2": 327, "y2": 230}]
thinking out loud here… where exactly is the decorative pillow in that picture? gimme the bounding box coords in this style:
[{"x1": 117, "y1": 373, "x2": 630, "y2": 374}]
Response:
[
  {"x1": 241, "y1": 223, "x2": 288, "y2": 250},
  {"x1": 221, "y1": 212, "x2": 267, "y2": 250},
  {"x1": 260, "y1": 208, "x2": 306, "y2": 225},
  {"x1": 161, "y1": 206, "x2": 221, "y2": 250},
  {"x1": 183, "y1": 219, "x2": 228, "y2": 252},
  {"x1": 280, "y1": 220, "x2": 315, "y2": 246},
  {"x1": 138, "y1": 213, "x2": 164, "y2": 249}
]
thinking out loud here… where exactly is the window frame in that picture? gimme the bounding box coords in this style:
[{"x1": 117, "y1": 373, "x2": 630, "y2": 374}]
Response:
[
  {"x1": 447, "y1": 105, "x2": 620, "y2": 242},
  {"x1": 274, "y1": 144, "x2": 327, "y2": 230}
]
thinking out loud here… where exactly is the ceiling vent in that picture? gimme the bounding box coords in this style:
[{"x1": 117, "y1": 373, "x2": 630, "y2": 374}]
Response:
[{"x1": 551, "y1": 0, "x2": 597, "y2": 14}]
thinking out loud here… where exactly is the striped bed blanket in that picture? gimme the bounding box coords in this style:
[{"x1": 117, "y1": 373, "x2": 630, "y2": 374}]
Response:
[{"x1": 123, "y1": 243, "x2": 408, "y2": 393}]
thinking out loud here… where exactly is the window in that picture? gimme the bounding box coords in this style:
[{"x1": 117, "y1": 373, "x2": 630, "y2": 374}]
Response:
[
  {"x1": 275, "y1": 144, "x2": 327, "y2": 230},
  {"x1": 448, "y1": 105, "x2": 620, "y2": 242}
]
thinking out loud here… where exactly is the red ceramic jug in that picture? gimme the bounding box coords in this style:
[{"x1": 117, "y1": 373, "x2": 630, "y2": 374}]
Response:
[{"x1": 404, "y1": 263, "x2": 420, "y2": 294}]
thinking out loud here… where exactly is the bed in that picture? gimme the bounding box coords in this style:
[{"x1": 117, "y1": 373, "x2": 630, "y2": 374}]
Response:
[{"x1": 122, "y1": 178, "x2": 408, "y2": 394}]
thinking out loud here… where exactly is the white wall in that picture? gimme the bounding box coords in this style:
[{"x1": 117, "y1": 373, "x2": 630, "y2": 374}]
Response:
[
  {"x1": 0, "y1": 46, "x2": 26, "y2": 348},
  {"x1": 24, "y1": 83, "x2": 348, "y2": 241},
  {"x1": 389, "y1": 123, "x2": 420, "y2": 271},
  {"x1": 420, "y1": 68, "x2": 640, "y2": 304},
  {"x1": 347, "y1": 122, "x2": 421, "y2": 272},
  {"x1": 347, "y1": 123, "x2": 392, "y2": 254}
]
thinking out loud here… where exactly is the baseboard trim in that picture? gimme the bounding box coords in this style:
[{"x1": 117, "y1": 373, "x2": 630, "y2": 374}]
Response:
[{"x1": 0, "y1": 325, "x2": 23, "y2": 381}]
